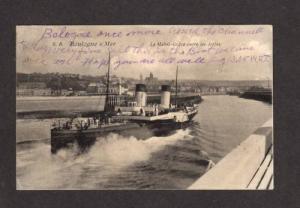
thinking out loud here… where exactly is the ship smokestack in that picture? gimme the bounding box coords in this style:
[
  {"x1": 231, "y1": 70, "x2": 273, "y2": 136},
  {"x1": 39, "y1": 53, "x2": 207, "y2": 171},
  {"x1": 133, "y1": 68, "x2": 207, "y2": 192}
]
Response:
[
  {"x1": 160, "y1": 85, "x2": 171, "y2": 109},
  {"x1": 135, "y1": 84, "x2": 147, "y2": 107}
]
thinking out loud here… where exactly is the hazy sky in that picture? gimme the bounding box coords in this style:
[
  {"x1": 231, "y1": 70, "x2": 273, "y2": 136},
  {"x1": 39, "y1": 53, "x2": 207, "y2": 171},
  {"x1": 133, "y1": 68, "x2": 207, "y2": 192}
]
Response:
[{"x1": 16, "y1": 25, "x2": 272, "y2": 80}]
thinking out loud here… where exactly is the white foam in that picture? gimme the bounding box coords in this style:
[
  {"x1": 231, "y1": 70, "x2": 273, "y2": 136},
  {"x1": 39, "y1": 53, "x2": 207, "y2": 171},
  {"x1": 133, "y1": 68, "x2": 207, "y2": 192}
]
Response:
[{"x1": 17, "y1": 129, "x2": 193, "y2": 189}]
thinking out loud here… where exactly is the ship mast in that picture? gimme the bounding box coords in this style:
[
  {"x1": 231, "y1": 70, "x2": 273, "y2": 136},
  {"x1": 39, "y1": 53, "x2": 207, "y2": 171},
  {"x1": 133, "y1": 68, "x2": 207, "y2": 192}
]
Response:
[
  {"x1": 104, "y1": 51, "x2": 111, "y2": 113},
  {"x1": 175, "y1": 65, "x2": 178, "y2": 109}
]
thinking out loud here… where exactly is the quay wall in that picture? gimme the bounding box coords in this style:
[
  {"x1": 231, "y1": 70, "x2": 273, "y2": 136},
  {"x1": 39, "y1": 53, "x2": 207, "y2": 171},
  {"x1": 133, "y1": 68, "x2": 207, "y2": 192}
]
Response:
[
  {"x1": 188, "y1": 118, "x2": 273, "y2": 190},
  {"x1": 16, "y1": 95, "x2": 202, "y2": 119}
]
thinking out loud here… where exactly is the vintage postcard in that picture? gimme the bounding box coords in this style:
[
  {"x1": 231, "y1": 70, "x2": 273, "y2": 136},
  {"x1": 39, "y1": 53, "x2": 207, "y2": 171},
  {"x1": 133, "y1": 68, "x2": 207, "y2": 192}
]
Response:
[{"x1": 16, "y1": 25, "x2": 273, "y2": 190}]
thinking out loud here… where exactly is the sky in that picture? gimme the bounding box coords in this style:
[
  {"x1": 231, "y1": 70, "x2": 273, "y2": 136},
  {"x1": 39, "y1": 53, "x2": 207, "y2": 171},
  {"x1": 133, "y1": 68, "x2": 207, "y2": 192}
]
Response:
[{"x1": 16, "y1": 25, "x2": 272, "y2": 80}]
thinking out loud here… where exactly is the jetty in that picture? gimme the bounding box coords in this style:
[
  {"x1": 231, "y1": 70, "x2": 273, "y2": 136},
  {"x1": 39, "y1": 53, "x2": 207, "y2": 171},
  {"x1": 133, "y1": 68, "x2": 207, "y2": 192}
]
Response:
[{"x1": 189, "y1": 118, "x2": 273, "y2": 190}]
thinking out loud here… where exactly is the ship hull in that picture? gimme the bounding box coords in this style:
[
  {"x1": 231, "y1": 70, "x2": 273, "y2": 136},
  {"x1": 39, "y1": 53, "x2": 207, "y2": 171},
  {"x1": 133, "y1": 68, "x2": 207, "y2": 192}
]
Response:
[{"x1": 50, "y1": 112, "x2": 197, "y2": 154}]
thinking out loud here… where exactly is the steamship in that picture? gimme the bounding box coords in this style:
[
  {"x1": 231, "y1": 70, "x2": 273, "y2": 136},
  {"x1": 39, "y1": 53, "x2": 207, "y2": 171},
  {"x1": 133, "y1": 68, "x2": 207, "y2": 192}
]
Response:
[{"x1": 50, "y1": 53, "x2": 199, "y2": 153}]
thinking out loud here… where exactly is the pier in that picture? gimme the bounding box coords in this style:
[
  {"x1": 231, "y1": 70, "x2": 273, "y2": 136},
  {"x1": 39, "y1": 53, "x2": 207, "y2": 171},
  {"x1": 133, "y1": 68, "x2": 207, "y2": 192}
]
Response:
[
  {"x1": 188, "y1": 118, "x2": 273, "y2": 190},
  {"x1": 239, "y1": 89, "x2": 272, "y2": 103}
]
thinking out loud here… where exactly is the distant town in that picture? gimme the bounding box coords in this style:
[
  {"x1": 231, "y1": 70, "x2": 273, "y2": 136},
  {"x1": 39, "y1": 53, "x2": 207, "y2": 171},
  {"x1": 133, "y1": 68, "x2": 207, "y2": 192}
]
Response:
[{"x1": 16, "y1": 72, "x2": 271, "y2": 97}]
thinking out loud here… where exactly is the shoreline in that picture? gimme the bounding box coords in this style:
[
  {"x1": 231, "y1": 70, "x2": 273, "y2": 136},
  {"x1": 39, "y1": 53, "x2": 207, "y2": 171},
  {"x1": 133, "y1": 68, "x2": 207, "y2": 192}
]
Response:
[{"x1": 17, "y1": 95, "x2": 203, "y2": 119}]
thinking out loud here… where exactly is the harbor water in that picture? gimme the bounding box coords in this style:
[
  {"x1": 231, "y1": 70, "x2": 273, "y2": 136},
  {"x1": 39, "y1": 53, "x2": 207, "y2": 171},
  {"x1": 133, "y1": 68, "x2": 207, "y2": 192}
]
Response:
[{"x1": 16, "y1": 95, "x2": 272, "y2": 189}]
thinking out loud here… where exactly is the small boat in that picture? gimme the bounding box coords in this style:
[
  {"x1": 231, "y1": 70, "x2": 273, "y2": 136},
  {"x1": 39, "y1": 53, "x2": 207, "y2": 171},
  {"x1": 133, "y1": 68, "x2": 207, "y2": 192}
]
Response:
[{"x1": 50, "y1": 53, "x2": 199, "y2": 153}]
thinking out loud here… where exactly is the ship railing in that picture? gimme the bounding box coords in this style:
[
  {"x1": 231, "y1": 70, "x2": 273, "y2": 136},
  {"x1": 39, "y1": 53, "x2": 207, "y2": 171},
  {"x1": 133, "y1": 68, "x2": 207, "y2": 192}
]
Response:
[{"x1": 51, "y1": 118, "x2": 101, "y2": 130}]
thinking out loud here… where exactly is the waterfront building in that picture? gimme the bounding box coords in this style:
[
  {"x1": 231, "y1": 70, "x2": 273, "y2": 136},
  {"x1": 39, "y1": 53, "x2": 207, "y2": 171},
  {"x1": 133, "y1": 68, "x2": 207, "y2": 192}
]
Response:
[
  {"x1": 16, "y1": 88, "x2": 52, "y2": 96},
  {"x1": 60, "y1": 89, "x2": 74, "y2": 96},
  {"x1": 16, "y1": 82, "x2": 52, "y2": 96},
  {"x1": 86, "y1": 82, "x2": 128, "y2": 95}
]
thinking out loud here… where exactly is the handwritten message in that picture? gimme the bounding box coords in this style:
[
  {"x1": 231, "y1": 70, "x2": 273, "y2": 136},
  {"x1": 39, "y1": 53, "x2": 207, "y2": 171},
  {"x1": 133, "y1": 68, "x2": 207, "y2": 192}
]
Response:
[{"x1": 16, "y1": 25, "x2": 272, "y2": 79}]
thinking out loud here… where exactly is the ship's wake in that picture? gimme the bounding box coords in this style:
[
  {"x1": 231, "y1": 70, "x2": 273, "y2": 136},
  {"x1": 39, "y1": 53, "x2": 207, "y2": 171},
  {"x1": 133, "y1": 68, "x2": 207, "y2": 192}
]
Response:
[{"x1": 17, "y1": 129, "x2": 195, "y2": 189}]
